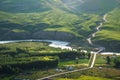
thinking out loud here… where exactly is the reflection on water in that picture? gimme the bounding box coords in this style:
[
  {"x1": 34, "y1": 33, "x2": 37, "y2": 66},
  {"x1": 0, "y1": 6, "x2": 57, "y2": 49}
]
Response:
[
  {"x1": 0, "y1": 39, "x2": 72, "y2": 50},
  {"x1": 0, "y1": 39, "x2": 119, "y2": 54}
]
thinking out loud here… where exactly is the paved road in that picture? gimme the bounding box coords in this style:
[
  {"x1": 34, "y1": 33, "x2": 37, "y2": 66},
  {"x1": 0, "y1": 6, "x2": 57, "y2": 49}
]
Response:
[
  {"x1": 37, "y1": 14, "x2": 108, "y2": 80},
  {"x1": 37, "y1": 68, "x2": 90, "y2": 80},
  {"x1": 87, "y1": 14, "x2": 107, "y2": 46},
  {"x1": 88, "y1": 14, "x2": 107, "y2": 68}
]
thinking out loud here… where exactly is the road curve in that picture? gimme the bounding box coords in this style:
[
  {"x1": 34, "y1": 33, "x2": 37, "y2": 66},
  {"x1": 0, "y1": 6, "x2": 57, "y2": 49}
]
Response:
[
  {"x1": 88, "y1": 14, "x2": 107, "y2": 68},
  {"x1": 87, "y1": 14, "x2": 107, "y2": 46},
  {"x1": 37, "y1": 68, "x2": 90, "y2": 80},
  {"x1": 36, "y1": 14, "x2": 108, "y2": 80}
]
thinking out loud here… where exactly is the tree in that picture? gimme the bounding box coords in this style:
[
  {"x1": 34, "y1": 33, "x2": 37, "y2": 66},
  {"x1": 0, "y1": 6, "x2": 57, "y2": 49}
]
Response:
[
  {"x1": 87, "y1": 51, "x2": 91, "y2": 59},
  {"x1": 75, "y1": 57, "x2": 79, "y2": 64},
  {"x1": 114, "y1": 57, "x2": 120, "y2": 68},
  {"x1": 106, "y1": 56, "x2": 111, "y2": 64}
]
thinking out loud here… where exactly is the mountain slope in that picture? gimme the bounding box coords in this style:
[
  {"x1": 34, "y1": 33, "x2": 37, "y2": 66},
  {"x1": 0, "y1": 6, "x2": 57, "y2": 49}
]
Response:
[
  {"x1": 0, "y1": 10, "x2": 100, "y2": 42},
  {"x1": 0, "y1": 0, "x2": 120, "y2": 48},
  {"x1": 93, "y1": 8, "x2": 120, "y2": 52},
  {"x1": 0, "y1": 0, "x2": 119, "y2": 13}
]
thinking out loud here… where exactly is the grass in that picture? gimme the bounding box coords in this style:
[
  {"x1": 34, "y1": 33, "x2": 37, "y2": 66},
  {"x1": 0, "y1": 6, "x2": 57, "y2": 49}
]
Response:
[
  {"x1": 0, "y1": 41, "x2": 63, "y2": 52},
  {"x1": 0, "y1": 41, "x2": 90, "y2": 80},
  {"x1": 0, "y1": 0, "x2": 119, "y2": 13},
  {"x1": 0, "y1": 42, "x2": 63, "y2": 65},
  {"x1": 1, "y1": 68, "x2": 120, "y2": 80},
  {"x1": 95, "y1": 54, "x2": 108, "y2": 67},
  {"x1": 0, "y1": 0, "x2": 103, "y2": 40},
  {"x1": 0, "y1": 42, "x2": 90, "y2": 80},
  {"x1": 0, "y1": 42, "x2": 120, "y2": 80},
  {"x1": 0, "y1": 0, "x2": 120, "y2": 79},
  {"x1": 94, "y1": 8, "x2": 120, "y2": 40},
  {"x1": 55, "y1": 75, "x2": 112, "y2": 80},
  {"x1": 0, "y1": 0, "x2": 51, "y2": 13},
  {"x1": 79, "y1": 0, "x2": 119, "y2": 14},
  {"x1": 0, "y1": 58, "x2": 89, "y2": 80},
  {"x1": 59, "y1": 59, "x2": 89, "y2": 67},
  {"x1": 95, "y1": 54, "x2": 120, "y2": 67},
  {"x1": 0, "y1": 10, "x2": 101, "y2": 39},
  {"x1": 93, "y1": 8, "x2": 120, "y2": 52},
  {"x1": 0, "y1": 0, "x2": 119, "y2": 47},
  {"x1": 53, "y1": 68, "x2": 120, "y2": 80}
]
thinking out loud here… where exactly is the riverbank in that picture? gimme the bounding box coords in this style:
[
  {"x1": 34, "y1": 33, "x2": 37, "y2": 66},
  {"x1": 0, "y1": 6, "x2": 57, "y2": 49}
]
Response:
[
  {"x1": 0, "y1": 39, "x2": 119, "y2": 55},
  {"x1": 0, "y1": 39, "x2": 73, "y2": 50}
]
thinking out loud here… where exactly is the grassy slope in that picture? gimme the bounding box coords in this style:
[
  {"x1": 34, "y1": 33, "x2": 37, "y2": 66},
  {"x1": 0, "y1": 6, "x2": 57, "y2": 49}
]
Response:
[
  {"x1": 0, "y1": 0, "x2": 52, "y2": 13},
  {"x1": 79, "y1": 0, "x2": 119, "y2": 14},
  {"x1": 93, "y1": 8, "x2": 120, "y2": 52},
  {"x1": 0, "y1": 0, "x2": 119, "y2": 47},
  {"x1": 0, "y1": 10, "x2": 100, "y2": 39},
  {"x1": 0, "y1": 0, "x2": 119, "y2": 13}
]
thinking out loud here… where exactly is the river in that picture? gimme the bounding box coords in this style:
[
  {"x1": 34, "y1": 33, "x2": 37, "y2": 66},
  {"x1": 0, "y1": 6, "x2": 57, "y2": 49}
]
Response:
[
  {"x1": 0, "y1": 39, "x2": 72, "y2": 50},
  {"x1": 0, "y1": 14, "x2": 119, "y2": 55}
]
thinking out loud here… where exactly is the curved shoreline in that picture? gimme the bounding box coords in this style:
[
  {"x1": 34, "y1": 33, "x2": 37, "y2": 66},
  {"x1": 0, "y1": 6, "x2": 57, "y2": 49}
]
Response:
[
  {"x1": 0, "y1": 39, "x2": 72, "y2": 50},
  {"x1": 0, "y1": 14, "x2": 119, "y2": 54}
]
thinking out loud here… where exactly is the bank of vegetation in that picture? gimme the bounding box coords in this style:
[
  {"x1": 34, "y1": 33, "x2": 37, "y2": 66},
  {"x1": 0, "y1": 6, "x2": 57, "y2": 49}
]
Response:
[{"x1": 0, "y1": 42, "x2": 90, "y2": 78}]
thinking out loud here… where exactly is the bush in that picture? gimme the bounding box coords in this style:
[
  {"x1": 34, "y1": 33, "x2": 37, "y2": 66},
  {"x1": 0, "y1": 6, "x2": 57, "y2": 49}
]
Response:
[
  {"x1": 0, "y1": 56, "x2": 59, "y2": 74},
  {"x1": 114, "y1": 57, "x2": 120, "y2": 68}
]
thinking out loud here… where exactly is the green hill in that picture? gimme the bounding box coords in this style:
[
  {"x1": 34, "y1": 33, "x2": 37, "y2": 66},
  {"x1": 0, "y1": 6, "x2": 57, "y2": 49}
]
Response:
[
  {"x1": 0, "y1": 0, "x2": 119, "y2": 13},
  {"x1": 93, "y1": 8, "x2": 120, "y2": 52},
  {"x1": 0, "y1": 10, "x2": 100, "y2": 41},
  {"x1": 0, "y1": 0, "x2": 120, "y2": 48}
]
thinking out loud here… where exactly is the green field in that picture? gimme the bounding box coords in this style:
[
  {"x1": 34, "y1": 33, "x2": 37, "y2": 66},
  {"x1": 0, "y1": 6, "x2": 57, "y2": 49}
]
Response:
[
  {"x1": 1, "y1": 68, "x2": 120, "y2": 80},
  {"x1": 59, "y1": 59, "x2": 89, "y2": 67},
  {"x1": 55, "y1": 75, "x2": 112, "y2": 80},
  {"x1": 53, "y1": 67, "x2": 120, "y2": 80}
]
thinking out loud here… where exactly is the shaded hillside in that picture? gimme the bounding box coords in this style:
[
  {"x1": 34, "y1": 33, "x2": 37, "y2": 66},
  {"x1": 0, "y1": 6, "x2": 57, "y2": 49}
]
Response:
[
  {"x1": 93, "y1": 8, "x2": 120, "y2": 52},
  {"x1": 0, "y1": 0, "x2": 120, "y2": 48},
  {"x1": 0, "y1": 0, "x2": 119, "y2": 13},
  {"x1": 0, "y1": 9, "x2": 100, "y2": 44}
]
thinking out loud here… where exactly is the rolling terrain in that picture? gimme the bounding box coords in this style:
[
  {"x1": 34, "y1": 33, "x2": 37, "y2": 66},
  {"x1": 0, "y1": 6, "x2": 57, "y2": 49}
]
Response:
[
  {"x1": 0, "y1": 0, "x2": 120, "y2": 50},
  {"x1": 93, "y1": 8, "x2": 120, "y2": 52},
  {"x1": 0, "y1": 0, "x2": 120, "y2": 80}
]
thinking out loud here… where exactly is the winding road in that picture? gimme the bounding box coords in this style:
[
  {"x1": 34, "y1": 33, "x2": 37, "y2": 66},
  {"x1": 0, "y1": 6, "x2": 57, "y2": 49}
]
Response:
[
  {"x1": 88, "y1": 14, "x2": 107, "y2": 67},
  {"x1": 36, "y1": 14, "x2": 108, "y2": 80},
  {"x1": 0, "y1": 14, "x2": 108, "y2": 80}
]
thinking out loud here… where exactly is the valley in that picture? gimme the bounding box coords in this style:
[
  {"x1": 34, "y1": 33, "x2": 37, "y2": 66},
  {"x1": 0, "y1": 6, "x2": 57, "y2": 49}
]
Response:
[{"x1": 0, "y1": 0, "x2": 120, "y2": 80}]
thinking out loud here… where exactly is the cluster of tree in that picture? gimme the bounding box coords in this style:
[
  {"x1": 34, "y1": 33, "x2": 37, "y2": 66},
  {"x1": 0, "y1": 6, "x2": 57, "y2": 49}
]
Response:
[
  {"x1": 106, "y1": 56, "x2": 120, "y2": 68},
  {"x1": 0, "y1": 46, "x2": 91, "y2": 60},
  {"x1": 58, "y1": 51, "x2": 81, "y2": 59},
  {"x1": 0, "y1": 56, "x2": 58, "y2": 74},
  {"x1": 30, "y1": 51, "x2": 91, "y2": 59},
  {"x1": 0, "y1": 47, "x2": 10, "y2": 50},
  {"x1": 0, "y1": 45, "x2": 92, "y2": 75},
  {"x1": 114, "y1": 56, "x2": 120, "y2": 68}
]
